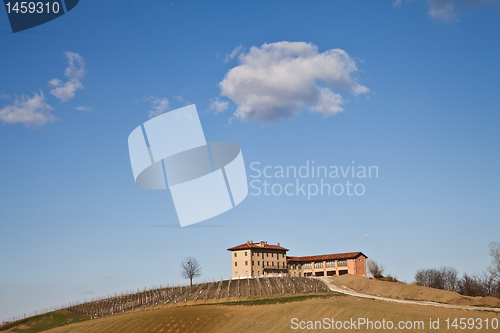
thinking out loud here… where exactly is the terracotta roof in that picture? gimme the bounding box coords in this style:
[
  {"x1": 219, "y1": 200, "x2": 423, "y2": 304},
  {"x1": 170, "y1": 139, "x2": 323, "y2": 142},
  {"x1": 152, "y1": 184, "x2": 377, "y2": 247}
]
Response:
[
  {"x1": 227, "y1": 241, "x2": 289, "y2": 252},
  {"x1": 286, "y1": 252, "x2": 367, "y2": 262}
]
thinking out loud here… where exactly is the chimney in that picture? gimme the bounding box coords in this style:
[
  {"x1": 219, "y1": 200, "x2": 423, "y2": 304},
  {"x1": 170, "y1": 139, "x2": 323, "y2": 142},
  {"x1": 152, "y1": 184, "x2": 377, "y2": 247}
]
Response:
[{"x1": 277, "y1": 242, "x2": 280, "y2": 247}]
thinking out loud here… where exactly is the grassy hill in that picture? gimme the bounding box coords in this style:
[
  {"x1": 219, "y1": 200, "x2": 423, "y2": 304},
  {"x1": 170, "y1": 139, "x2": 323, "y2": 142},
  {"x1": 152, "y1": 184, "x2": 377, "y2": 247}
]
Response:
[
  {"x1": 1, "y1": 277, "x2": 328, "y2": 332},
  {"x1": 2, "y1": 276, "x2": 499, "y2": 333},
  {"x1": 0, "y1": 311, "x2": 90, "y2": 333},
  {"x1": 331, "y1": 274, "x2": 500, "y2": 307},
  {"x1": 19, "y1": 293, "x2": 500, "y2": 333}
]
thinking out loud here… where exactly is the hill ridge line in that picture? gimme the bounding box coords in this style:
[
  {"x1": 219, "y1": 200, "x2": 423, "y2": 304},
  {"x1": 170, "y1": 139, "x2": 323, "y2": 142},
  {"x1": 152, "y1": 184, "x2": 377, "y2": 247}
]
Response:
[{"x1": 315, "y1": 276, "x2": 500, "y2": 312}]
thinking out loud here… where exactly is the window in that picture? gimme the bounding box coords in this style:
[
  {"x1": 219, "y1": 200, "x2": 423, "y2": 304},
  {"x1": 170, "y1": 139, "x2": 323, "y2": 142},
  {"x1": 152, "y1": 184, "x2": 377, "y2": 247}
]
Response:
[
  {"x1": 245, "y1": 252, "x2": 247, "y2": 256},
  {"x1": 266, "y1": 253, "x2": 268, "y2": 257},
  {"x1": 267, "y1": 261, "x2": 269, "y2": 266},
  {"x1": 234, "y1": 253, "x2": 237, "y2": 257},
  {"x1": 283, "y1": 254, "x2": 285, "y2": 258},
  {"x1": 338, "y1": 260, "x2": 347, "y2": 267},
  {"x1": 245, "y1": 261, "x2": 248, "y2": 266},
  {"x1": 252, "y1": 261, "x2": 254, "y2": 265},
  {"x1": 277, "y1": 262, "x2": 279, "y2": 268},
  {"x1": 258, "y1": 261, "x2": 260, "y2": 265},
  {"x1": 326, "y1": 261, "x2": 335, "y2": 268},
  {"x1": 262, "y1": 253, "x2": 264, "y2": 259},
  {"x1": 314, "y1": 262, "x2": 323, "y2": 269},
  {"x1": 271, "y1": 253, "x2": 274, "y2": 257},
  {"x1": 235, "y1": 262, "x2": 237, "y2": 267},
  {"x1": 298, "y1": 264, "x2": 302, "y2": 269},
  {"x1": 272, "y1": 262, "x2": 274, "y2": 266},
  {"x1": 303, "y1": 263, "x2": 312, "y2": 269}
]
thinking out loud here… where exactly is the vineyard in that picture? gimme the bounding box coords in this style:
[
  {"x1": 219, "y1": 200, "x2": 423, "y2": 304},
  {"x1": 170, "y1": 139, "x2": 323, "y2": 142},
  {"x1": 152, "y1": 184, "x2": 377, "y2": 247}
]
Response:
[
  {"x1": 1, "y1": 276, "x2": 328, "y2": 328},
  {"x1": 68, "y1": 276, "x2": 328, "y2": 318}
]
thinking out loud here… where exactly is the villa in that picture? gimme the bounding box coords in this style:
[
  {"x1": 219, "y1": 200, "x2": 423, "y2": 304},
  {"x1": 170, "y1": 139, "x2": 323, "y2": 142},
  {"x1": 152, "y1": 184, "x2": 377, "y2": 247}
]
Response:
[{"x1": 228, "y1": 241, "x2": 367, "y2": 278}]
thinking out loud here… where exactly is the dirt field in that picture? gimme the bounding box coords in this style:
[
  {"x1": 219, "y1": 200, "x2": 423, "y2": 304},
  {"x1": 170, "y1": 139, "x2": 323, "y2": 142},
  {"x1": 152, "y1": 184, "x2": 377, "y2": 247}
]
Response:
[
  {"x1": 41, "y1": 295, "x2": 499, "y2": 333},
  {"x1": 330, "y1": 275, "x2": 500, "y2": 308}
]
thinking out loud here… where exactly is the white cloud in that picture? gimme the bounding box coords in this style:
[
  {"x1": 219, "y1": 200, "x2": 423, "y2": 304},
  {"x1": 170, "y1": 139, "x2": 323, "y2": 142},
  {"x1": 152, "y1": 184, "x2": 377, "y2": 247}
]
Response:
[
  {"x1": 393, "y1": 0, "x2": 402, "y2": 6},
  {"x1": 225, "y1": 45, "x2": 243, "y2": 63},
  {"x1": 146, "y1": 96, "x2": 169, "y2": 118},
  {"x1": 0, "y1": 93, "x2": 10, "y2": 99},
  {"x1": 173, "y1": 95, "x2": 191, "y2": 105},
  {"x1": 0, "y1": 91, "x2": 55, "y2": 127},
  {"x1": 209, "y1": 97, "x2": 229, "y2": 114},
  {"x1": 427, "y1": 0, "x2": 458, "y2": 21},
  {"x1": 416, "y1": 0, "x2": 500, "y2": 22},
  {"x1": 219, "y1": 41, "x2": 369, "y2": 122},
  {"x1": 49, "y1": 52, "x2": 86, "y2": 102},
  {"x1": 310, "y1": 88, "x2": 344, "y2": 116},
  {"x1": 48, "y1": 78, "x2": 62, "y2": 86},
  {"x1": 75, "y1": 106, "x2": 92, "y2": 111}
]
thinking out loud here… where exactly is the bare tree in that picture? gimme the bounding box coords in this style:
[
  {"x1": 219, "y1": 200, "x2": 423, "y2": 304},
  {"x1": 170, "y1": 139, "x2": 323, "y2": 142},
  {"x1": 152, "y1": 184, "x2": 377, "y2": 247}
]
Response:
[
  {"x1": 414, "y1": 267, "x2": 458, "y2": 291},
  {"x1": 181, "y1": 256, "x2": 202, "y2": 286},
  {"x1": 488, "y1": 242, "x2": 500, "y2": 281},
  {"x1": 487, "y1": 241, "x2": 500, "y2": 298},
  {"x1": 367, "y1": 259, "x2": 385, "y2": 278}
]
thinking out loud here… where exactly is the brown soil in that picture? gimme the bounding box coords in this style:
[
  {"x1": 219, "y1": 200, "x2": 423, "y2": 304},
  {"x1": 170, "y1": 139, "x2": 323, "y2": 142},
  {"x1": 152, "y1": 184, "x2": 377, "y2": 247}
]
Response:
[
  {"x1": 331, "y1": 274, "x2": 500, "y2": 308},
  {"x1": 45, "y1": 296, "x2": 499, "y2": 333}
]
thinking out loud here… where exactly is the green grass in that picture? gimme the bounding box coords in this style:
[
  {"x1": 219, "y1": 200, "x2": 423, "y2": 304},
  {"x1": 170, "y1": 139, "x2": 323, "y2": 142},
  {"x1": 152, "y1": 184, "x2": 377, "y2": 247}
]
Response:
[
  {"x1": 377, "y1": 276, "x2": 400, "y2": 283},
  {"x1": 199, "y1": 292, "x2": 344, "y2": 306},
  {"x1": 0, "y1": 277, "x2": 331, "y2": 332},
  {"x1": 471, "y1": 304, "x2": 500, "y2": 308},
  {"x1": 0, "y1": 310, "x2": 90, "y2": 333}
]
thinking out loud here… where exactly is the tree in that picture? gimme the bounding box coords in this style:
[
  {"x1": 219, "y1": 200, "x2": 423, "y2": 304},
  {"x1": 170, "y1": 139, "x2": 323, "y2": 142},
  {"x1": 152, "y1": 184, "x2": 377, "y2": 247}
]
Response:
[
  {"x1": 488, "y1": 242, "x2": 500, "y2": 281},
  {"x1": 488, "y1": 241, "x2": 500, "y2": 298},
  {"x1": 181, "y1": 256, "x2": 202, "y2": 286},
  {"x1": 367, "y1": 259, "x2": 385, "y2": 278},
  {"x1": 415, "y1": 268, "x2": 442, "y2": 289},
  {"x1": 414, "y1": 267, "x2": 458, "y2": 291}
]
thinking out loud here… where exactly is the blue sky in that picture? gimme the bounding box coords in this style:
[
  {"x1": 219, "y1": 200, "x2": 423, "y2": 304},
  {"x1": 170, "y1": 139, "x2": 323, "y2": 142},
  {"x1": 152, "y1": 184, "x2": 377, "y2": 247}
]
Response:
[{"x1": 1, "y1": 0, "x2": 500, "y2": 321}]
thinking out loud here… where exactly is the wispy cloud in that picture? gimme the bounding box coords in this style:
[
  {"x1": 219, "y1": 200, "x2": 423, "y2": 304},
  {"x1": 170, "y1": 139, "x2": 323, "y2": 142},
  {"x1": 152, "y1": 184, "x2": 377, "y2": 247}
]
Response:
[
  {"x1": 0, "y1": 91, "x2": 55, "y2": 127},
  {"x1": 209, "y1": 97, "x2": 229, "y2": 114},
  {"x1": 219, "y1": 41, "x2": 369, "y2": 122},
  {"x1": 146, "y1": 96, "x2": 169, "y2": 118},
  {"x1": 0, "y1": 93, "x2": 10, "y2": 99},
  {"x1": 398, "y1": 0, "x2": 500, "y2": 22},
  {"x1": 427, "y1": 0, "x2": 458, "y2": 21},
  {"x1": 364, "y1": 234, "x2": 371, "y2": 238},
  {"x1": 225, "y1": 45, "x2": 243, "y2": 63},
  {"x1": 75, "y1": 106, "x2": 92, "y2": 111},
  {"x1": 49, "y1": 52, "x2": 86, "y2": 102},
  {"x1": 173, "y1": 95, "x2": 191, "y2": 105}
]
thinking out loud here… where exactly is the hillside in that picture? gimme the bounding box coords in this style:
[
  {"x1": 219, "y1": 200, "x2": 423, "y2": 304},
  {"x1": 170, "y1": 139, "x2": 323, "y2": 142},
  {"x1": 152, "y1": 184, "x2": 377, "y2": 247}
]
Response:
[
  {"x1": 0, "y1": 277, "x2": 328, "y2": 332},
  {"x1": 20, "y1": 293, "x2": 500, "y2": 333},
  {"x1": 331, "y1": 274, "x2": 500, "y2": 308}
]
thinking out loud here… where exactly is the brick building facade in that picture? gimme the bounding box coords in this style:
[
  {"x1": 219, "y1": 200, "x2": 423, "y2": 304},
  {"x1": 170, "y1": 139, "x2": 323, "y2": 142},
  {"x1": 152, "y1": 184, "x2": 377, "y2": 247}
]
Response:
[{"x1": 228, "y1": 241, "x2": 367, "y2": 278}]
